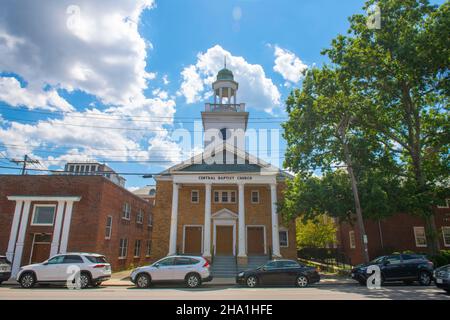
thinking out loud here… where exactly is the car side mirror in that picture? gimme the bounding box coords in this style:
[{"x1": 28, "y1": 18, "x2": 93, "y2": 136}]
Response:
[{"x1": 154, "y1": 263, "x2": 160, "y2": 268}]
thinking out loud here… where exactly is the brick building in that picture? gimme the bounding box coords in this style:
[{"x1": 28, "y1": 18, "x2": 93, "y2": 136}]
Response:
[
  {"x1": 148, "y1": 67, "x2": 297, "y2": 272},
  {"x1": 0, "y1": 174, "x2": 153, "y2": 276},
  {"x1": 337, "y1": 205, "x2": 450, "y2": 265}
]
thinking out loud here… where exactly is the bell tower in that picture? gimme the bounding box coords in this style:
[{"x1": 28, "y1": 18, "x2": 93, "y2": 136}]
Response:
[{"x1": 202, "y1": 62, "x2": 249, "y2": 150}]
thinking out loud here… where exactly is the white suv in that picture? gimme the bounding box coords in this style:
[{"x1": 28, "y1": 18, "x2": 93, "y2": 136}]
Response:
[
  {"x1": 16, "y1": 253, "x2": 111, "y2": 289},
  {"x1": 130, "y1": 255, "x2": 213, "y2": 288}
]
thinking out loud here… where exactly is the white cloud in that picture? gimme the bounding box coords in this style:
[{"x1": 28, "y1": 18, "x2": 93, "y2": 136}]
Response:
[
  {"x1": 179, "y1": 45, "x2": 281, "y2": 113},
  {"x1": 272, "y1": 45, "x2": 307, "y2": 84},
  {"x1": 0, "y1": 77, "x2": 74, "y2": 112},
  {"x1": 0, "y1": 0, "x2": 155, "y2": 106},
  {"x1": 0, "y1": 0, "x2": 184, "y2": 168}
]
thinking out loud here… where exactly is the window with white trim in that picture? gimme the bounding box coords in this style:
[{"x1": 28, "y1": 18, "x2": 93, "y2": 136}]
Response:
[
  {"x1": 442, "y1": 227, "x2": 450, "y2": 247},
  {"x1": 105, "y1": 216, "x2": 113, "y2": 239},
  {"x1": 31, "y1": 205, "x2": 56, "y2": 226},
  {"x1": 191, "y1": 190, "x2": 199, "y2": 203},
  {"x1": 214, "y1": 191, "x2": 236, "y2": 203},
  {"x1": 279, "y1": 230, "x2": 288, "y2": 247},
  {"x1": 349, "y1": 231, "x2": 356, "y2": 249},
  {"x1": 146, "y1": 239, "x2": 152, "y2": 256},
  {"x1": 251, "y1": 190, "x2": 260, "y2": 204},
  {"x1": 119, "y1": 238, "x2": 128, "y2": 258},
  {"x1": 122, "y1": 202, "x2": 131, "y2": 220},
  {"x1": 134, "y1": 239, "x2": 141, "y2": 257},
  {"x1": 413, "y1": 227, "x2": 427, "y2": 247},
  {"x1": 136, "y1": 209, "x2": 143, "y2": 224}
]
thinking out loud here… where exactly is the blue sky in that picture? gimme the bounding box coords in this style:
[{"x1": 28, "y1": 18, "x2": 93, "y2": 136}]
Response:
[{"x1": 0, "y1": 0, "x2": 443, "y2": 190}]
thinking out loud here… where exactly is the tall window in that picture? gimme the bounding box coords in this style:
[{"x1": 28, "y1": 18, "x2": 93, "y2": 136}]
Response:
[
  {"x1": 442, "y1": 227, "x2": 450, "y2": 247},
  {"x1": 191, "y1": 190, "x2": 199, "y2": 203},
  {"x1": 148, "y1": 213, "x2": 153, "y2": 227},
  {"x1": 251, "y1": 191, "x2": 260, "y2": 204},
  {"x1": 146, "y1": 239, "x2": 152, "y2": 256},
  {"x1": 136, "y1": 209, "x2": 143, "y2": 224},
  {"x1": 279, "y1": 230, "x2": 288, "y2": 247},
  {"x1": 214, "y1": 191, "x2": 220, "y2": 203},
  {"x1": 230, "y1": 191, "x2": 236, "y2": 203},
  {"x1": 414, "y1": 227, "x2": 427, "y2": 247},
  {"x1": 31, "y1": 205, "x2": 56, "y2": 226},
  {"x1": 349, "y1": 231, "x2": 356, "y2": 249},
  {"x1": 119, "y1": 238, "x2": 128, "y2": 258},
  {"x1": 122, "y1": 203, "x2": 131, "y2": 220},
  {"x1": 134, "y1": 240, "x2": 141, "y2": 257},
  {"x1": 105, "y1": 216, "x2": 113, "y2": 239}
]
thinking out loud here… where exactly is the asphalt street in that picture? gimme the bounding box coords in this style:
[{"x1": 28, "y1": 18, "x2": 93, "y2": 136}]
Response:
[{"x1": 0, "y1": 283, "x2": 449, "y2": 300}]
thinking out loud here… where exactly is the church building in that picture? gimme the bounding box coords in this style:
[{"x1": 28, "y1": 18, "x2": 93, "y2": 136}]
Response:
[{"x1": 150, "y1": 66, "x2": 297, "y2": 273}]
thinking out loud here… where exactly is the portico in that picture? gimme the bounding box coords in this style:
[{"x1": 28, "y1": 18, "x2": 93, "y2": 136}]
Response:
[
  {"x1": 166, "y1": 173, "x2": 281, "y2": 264},
  {"x1": 6, "y1": 195, "x2": 81, "y2": 276}
]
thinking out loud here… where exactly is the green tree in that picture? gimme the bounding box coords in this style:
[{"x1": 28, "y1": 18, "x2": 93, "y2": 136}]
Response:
[
  {"x1": 296, "y1": 215, "x2": 337, "y2": 249},
  {"x1": 282, "y1": 0, "x2": 449, "y2": 255},
  {"x1": 323, "y1": 0, "x2": 449, "y2": 253}
]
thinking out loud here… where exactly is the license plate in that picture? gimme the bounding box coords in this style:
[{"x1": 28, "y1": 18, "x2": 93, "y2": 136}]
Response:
[
  {"x1": 0, "y1": 267, "x2": 9, "y2": 272},
  {"x1": 436, "y1": 279, "x2": 443, "y2": 284}
]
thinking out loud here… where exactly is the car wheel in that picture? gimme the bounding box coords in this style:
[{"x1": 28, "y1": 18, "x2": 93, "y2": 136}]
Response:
[
  {"x1": 418, "y1": 271, "x2": 431, "y2": 286},
  {"x1": 79, "y1": 272, "x2": 91, "y2": 289},
  {"x1": 246, "y1": 275, "x2": 258, "y2": 288},
  {"x1": 136, "y1": 273, "x2": 151, "y2": 288},
  {"x1": 296, "y1": 275, "x2": 309, "y2": 288},
  {"x1": 185, "y1": 273, "x2": 201, "y2": 288},
  {"x1": 20, "y1": 272, "x2": 36, "y2": 289}
]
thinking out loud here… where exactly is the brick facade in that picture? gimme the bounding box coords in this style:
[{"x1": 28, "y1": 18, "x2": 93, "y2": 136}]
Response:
[
  {"x1": 0, "y1": 175, "x2": 152, "y2": 271},
  {"x1": 337, "y1": 208, "x2": 450, "y2": 265},
  {"x1": 149, "y1": 179, "x2": 297, "y2": 263}
]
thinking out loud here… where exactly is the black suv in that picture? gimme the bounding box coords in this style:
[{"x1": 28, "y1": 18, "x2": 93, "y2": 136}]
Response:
[{"x1": 351, "y1": 254, "x2": 434, "y2": 286}]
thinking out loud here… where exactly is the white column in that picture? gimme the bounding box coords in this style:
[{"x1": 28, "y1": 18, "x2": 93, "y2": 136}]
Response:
[
  {"x1": 203, "y1": 183, "x2": 212, "y2": 257},
  {"x1": 6, "y1": 200, "x2": 23, "y2": 263},
  {"x1": 219, "y1": 87, "x2": 223, "y2": 104},
  {"x1": 237, "y1": 183, "x2": 246, "y2": 257},
  {"x1": 12, "y1": 201, "x2": 31, "y2": 277},
  {"x1": 49, "y1": 201, "x2": 65, "y2": 257},
  {"x1": 270, "y1": 184, "x2": 281, "y2": 257},
  {"x1": 59, "y1": 201, "x2": 74, "y2": 254},
  {"x1": 168, "y1": 183, "x2": 179, "y2": 255}
]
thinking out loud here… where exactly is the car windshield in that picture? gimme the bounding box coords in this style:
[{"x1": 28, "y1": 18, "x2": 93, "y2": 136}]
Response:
[
  {"x1": 85, "y1": 256, "x2": 107, "y2": 263},
  {"x1": 370, "y1": 256, "x2": 385, "y2": 264}
]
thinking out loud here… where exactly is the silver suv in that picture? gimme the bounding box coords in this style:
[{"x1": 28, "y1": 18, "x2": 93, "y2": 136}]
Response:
[
  {"x1": 130, "y1": 255, "x2": 213, "y2": 288},
  {"x1": 16, "y1": 253, "x2": 111, "y2": 289}
]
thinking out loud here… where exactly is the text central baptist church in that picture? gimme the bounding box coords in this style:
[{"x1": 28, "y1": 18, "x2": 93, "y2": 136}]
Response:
[{"x1": 149, "y1": 67, "x2": 296, "y2": 272}]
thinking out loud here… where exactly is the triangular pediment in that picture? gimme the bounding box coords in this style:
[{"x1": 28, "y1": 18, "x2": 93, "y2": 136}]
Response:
[{"x1": 211, "y1": 208, "x2": 238, "y2": 220}]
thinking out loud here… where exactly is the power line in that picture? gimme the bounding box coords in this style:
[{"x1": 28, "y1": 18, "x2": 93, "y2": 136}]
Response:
[{"x1": 10, "y1": 154, "x2": 40, "y2": 175}]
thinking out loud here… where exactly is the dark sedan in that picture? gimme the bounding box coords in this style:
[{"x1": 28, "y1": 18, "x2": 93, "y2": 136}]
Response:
[
  {"x1": 351, "y1": 254, "x2": 434, "y2": 286},
  {"x1": 434, "y1": 264, "x2": 450, "y2": 293},
  {"x1": 236, "y1": 259, "x2": 320, "y2": 288}
]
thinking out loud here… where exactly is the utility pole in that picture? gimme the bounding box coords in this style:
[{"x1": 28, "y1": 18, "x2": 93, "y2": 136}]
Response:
[
  {"x1": 337, "y1": 115, "x2": 370, "y2": 263},
  {"x1": 11, "y1": 154, "x2": 40, "y2": 175}
]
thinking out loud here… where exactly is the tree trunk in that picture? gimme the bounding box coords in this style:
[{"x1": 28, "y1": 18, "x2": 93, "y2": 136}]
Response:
[{"x1": 342, "y1": 138, "x2": 370, "y2": 263}]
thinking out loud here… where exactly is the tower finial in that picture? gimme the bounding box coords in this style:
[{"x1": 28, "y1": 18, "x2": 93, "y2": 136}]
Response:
[{"x1": 224, "y1": 56, "x2": 227, "y2": 69}]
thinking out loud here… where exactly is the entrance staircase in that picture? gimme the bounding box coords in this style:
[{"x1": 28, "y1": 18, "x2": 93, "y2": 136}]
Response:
[
  {"x1": 211, "y1": 255, "x2": 270, "y2": 278},
  {"x1": 211, "y1": 256, "x2": 237, "y2": 278}
]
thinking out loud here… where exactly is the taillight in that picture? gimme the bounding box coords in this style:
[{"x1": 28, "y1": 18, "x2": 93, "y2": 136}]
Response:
[
  {"x1": 93, "y1": 264, "x2": 106, "y2": 268},
  {"x1": 203, "y1": 260, "x2": 210, "y2": 268}
]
